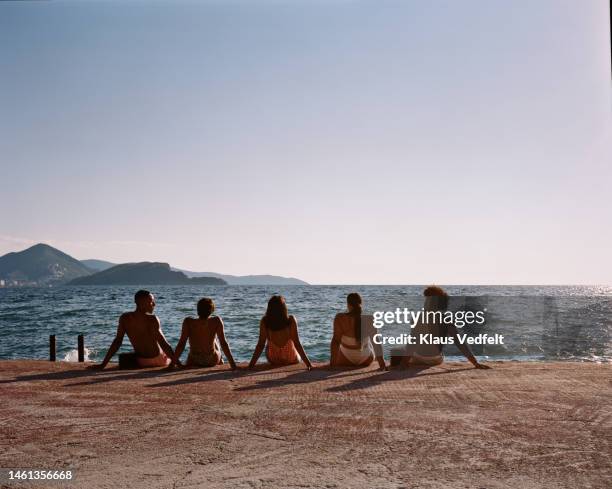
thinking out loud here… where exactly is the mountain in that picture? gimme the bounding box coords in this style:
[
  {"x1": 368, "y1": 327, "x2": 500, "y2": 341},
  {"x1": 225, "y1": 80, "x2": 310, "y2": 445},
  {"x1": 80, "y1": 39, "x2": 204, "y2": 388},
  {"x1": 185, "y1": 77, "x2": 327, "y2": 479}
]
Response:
[
  {"x1": 0, "y1": 244, "x2": 307, "y2": 287},
  {"x1": 0, "y1": 243, "x2": 92, "y2": 286},
  {"x1": 80, "y1": 259, "x2": 116, "y2": 272},
  {"x1": 85, "y1": 262, "x2": 308, "y2": 285},
  {"x1": 173, "y1": 268, "x2": 309, "y2": 285},
  {"x1": 69, "y1": 262, "x2": 227, "y2": 286}
]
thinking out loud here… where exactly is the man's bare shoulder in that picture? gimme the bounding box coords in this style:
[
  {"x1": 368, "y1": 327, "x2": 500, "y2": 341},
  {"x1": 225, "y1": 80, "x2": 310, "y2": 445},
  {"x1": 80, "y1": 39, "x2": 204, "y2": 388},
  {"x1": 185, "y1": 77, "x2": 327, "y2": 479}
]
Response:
[
  {"x1": 119, "y1": 311, "x2": 135, "y2": 322},
  {"x1": 209, "y1": 316, "x2": 224, "y2": 328},
  {"x1": 147, "y1": 314, "x2": 161, "y2": 325}
]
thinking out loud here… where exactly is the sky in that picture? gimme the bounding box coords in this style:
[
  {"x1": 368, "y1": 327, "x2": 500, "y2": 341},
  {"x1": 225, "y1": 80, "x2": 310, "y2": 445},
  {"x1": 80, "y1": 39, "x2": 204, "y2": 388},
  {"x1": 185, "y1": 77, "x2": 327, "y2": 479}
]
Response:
[{"x1": 1, "y1": 0, "x2": 611, "y2": 285}]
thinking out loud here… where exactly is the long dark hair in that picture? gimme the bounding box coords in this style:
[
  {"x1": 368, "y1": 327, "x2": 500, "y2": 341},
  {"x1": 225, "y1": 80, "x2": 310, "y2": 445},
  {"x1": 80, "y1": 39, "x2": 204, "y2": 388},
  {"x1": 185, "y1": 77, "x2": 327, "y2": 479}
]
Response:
[
  {"x1": 347, "y1": 292, "x2": 362, "y2": 344},
  {"x1": 264, "y1": 295, "x2": 291, "y2": 331}
]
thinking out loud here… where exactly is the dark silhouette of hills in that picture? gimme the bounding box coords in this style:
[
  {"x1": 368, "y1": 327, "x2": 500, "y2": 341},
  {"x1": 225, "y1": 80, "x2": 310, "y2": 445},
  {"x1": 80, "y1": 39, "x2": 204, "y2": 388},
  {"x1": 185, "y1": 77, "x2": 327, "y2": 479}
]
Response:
[
  {"x1": 80, "y1": 259, "x2": 115, "y2": 272},
  {"x1": 0, "y1": 243, "x2": 92, "y2": 285},
  {"x1": 172, "y1": 268, "x2": 309, "y2": 285},
  {"x1": 69, "y1": 262, "x2": 226, "y2": 285},
  {"x1": 79, "y1": 262, "x2": 309, "y2": 285},
  {"x1": 0, "y1": 243, "x2": 307, "y2": 286}
]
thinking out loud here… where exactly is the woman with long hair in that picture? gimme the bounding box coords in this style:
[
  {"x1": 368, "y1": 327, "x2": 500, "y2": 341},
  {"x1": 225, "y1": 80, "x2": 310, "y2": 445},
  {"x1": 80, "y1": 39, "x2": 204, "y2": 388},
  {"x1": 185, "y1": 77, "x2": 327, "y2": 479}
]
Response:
[
  {"x1": 330, "y1": 292, "x2": 386, "y2": 369},
  {"x1": 248, "y1": 295, "x2": 313, "y2": 370}
]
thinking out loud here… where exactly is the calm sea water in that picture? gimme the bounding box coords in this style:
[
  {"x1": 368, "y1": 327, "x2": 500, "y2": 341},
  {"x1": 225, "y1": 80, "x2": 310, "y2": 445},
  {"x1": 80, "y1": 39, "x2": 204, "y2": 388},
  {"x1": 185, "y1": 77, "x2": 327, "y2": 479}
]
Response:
[{"x1": 0, "y1": 285, "x2": 611, "y2": 363}]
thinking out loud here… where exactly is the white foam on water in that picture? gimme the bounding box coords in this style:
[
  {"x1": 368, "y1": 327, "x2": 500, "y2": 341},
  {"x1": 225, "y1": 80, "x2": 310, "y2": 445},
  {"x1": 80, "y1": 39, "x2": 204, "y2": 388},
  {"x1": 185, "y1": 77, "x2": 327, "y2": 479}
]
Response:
[{"x1": 63, "y1": 347, "x2": 93, "y2": 362}]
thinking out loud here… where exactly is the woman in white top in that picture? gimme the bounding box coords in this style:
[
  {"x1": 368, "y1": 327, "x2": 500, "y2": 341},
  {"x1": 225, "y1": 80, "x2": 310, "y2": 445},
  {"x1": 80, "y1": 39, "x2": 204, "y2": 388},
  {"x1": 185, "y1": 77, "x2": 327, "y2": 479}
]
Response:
[{"x1": 330, "y1": 293, "x2": 386, "y2": 370}]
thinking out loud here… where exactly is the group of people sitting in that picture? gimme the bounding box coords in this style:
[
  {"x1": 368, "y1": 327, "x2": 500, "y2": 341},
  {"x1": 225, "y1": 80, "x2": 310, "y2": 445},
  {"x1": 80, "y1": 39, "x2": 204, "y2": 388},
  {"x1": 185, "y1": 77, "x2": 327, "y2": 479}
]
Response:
[{"x1": 92, "y1": 286, "x2": 489, "y2": 371}]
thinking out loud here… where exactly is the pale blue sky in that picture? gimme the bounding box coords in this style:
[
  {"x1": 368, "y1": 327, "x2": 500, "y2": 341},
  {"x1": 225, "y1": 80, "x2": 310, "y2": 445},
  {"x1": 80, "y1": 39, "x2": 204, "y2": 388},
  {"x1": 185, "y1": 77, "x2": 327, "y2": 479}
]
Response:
[{"x1": 1, "y1": 0, "x2": 610, "y2": 284}]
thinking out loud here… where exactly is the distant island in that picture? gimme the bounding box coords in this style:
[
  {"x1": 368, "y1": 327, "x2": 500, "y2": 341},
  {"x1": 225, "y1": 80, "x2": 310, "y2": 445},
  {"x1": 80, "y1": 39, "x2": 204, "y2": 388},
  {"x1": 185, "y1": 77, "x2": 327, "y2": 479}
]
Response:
[
  {"x1": 0, "y1": 243, "x2": 308, "y2": 286},
  {"x1": 69, "y1": 262, "x2": 226, "y2": 286},
  {"x1": 84, "y1": 260, "x2": 308, "y2": 285},
  {"x1": 172, "y1": 269, "x2": 309, "y2": 285}
]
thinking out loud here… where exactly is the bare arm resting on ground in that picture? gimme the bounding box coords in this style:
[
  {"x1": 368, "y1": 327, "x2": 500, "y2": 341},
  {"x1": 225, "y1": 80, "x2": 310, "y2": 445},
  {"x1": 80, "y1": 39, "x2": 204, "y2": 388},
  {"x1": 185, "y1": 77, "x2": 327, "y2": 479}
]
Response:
[
  {"x1": 173, "y1": 319, "x2": 190, "y2": 366},
  {"x1": 248, "y1": 320, "x2": 267, "y2": 369},
  {"x1": 291, "y1": 317, "x2": 313, "y2": 370},
  {"x1": 366, "y1": 320, "x2": 387, "y2": 371},
  {"x1": 153, "y1": 316, "x2": 177, "y2": 366},
  {"x1": 216, "y1": 317, "x2": 237, "y2": 370},
  {"x1": 91, "y1": 314, "x2": 127, "y2": 370},
  {"x1": 329, "y1": 315, "x2": 342, "y2": 366},
  {"x1": 447, "y1": 323, "x2": 490, "y2": 369}
]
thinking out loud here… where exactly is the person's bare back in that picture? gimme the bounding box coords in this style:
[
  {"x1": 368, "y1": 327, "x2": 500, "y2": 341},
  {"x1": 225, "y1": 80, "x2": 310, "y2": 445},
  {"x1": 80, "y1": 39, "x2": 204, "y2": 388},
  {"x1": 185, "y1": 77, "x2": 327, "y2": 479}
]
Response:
[
  {"x1": 330, "y1": 293, "x2": 386, "y2": 370},
  {"x1": 174, "y1": 298, "x2": 237, "y2": 369},
  {"x1": 93, "y1": 290, "x2": 177, "y2": 370},
  {"x1": 185, "y1": 316, "x2": 220, "y2": 354},
  {"x1": 121, "y1": 311, "x2": 165, "y2": 359}
]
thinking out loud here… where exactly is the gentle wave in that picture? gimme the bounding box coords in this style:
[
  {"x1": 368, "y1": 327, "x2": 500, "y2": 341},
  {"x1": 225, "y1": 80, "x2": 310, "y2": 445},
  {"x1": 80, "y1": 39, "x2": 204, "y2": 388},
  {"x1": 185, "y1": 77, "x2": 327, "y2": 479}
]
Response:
[{"x1": 63, "y1": 347, "x2": 95, "y2": 362}]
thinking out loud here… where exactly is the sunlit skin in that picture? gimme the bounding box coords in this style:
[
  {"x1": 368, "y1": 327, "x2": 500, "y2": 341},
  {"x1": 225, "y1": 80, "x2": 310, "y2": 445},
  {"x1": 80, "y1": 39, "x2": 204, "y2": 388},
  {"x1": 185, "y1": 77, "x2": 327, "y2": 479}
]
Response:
[
  {"x1": 330, "y1": 304, "x2": 387, "y2": 371},
  {"x1": 174, "y1": 315, "x2": 237, "y2": 369},
  {"x1": 249, "y1": 316, "x2": 313, "y2": 371},
  {"x1": 399, "y1": 319, "x2": 491, "y2": 369},
  {"x1": 91, "y1": 293, "x2": 177, "y2": 370},
  {"x1": 398, "y1": 288, "x2": 491, "y2": 370}
]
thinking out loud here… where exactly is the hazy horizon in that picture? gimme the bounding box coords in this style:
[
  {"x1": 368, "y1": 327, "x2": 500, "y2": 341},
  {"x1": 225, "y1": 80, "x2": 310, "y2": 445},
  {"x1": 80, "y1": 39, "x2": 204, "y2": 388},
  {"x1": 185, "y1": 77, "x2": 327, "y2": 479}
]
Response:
[
  {"x1": 2, "y1": 239, "x2": 612, "y2": 287},
  {"x1": 1, "y1": 0, "x2": 611, "y2": 285}
]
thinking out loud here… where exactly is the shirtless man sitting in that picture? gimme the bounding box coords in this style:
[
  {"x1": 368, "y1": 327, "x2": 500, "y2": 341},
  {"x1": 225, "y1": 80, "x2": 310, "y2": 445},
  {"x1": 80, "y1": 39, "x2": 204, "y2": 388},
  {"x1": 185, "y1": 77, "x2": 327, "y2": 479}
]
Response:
[{"x1": 92, "y1": 290, "x2": 177, "y2": 370}]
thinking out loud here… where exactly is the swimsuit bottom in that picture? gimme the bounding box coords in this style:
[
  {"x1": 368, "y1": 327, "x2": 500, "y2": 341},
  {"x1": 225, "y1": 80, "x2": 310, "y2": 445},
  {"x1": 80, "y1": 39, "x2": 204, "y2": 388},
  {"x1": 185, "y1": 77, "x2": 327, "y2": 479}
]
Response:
[
  {"x1": 339, "y1": 343, "x2": 374, "y2": 365},
  {"x1": 188, "y1": 350, "x2": 220, "y2": 367},
  {"x1": 266, "y1": 340, "x2": 300, "y2": 365}
]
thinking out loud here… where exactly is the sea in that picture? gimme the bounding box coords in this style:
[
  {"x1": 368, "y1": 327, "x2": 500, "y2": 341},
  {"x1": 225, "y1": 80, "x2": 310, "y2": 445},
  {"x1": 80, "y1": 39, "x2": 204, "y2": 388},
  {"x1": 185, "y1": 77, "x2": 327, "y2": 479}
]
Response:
[{"x1": 0, "y1": 285, "x2": 611, "y2": 363}]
